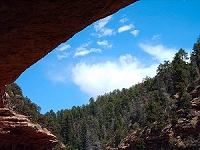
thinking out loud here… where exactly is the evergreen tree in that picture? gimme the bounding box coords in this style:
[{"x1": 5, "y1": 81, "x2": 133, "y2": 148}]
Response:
[
  {"x1": 156, "y1": 60, "x2": 173, "y2": 94},
  {"x1": 172, "y1": 49, "x2": 189, "y2": 95},
  {"x1": 44, "y1": 109, "x2": 59, "y2": 135},
  {"x1": 145, "y1": 100, "x2": 165, "y2": 132}
]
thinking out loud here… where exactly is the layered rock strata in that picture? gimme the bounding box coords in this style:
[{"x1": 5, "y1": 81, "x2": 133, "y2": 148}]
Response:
[{"x1": 0, "y1": 107, "x2": 58, "y2": 150}]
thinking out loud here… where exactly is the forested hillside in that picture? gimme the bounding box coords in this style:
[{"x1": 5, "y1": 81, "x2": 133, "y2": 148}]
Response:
[
  {"x1": 6, "y1": 36, "x2": 200, "y2": 149},
  {"x1": 5, "y1": 83, "x2": 55, "y2": 130}
]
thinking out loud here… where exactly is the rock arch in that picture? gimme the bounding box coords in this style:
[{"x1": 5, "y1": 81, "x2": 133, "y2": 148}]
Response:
[{"x1": 0, "y1": 0, "x2": 137, "y2": 92}]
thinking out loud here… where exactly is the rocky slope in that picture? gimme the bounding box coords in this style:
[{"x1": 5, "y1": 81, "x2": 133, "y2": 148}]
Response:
[
  {"x1": 107, "y1": 86, "x2": 200, "y2": 150},
  {"x1": 0, "y1": 97, "x2": 57, "y2": 150}
]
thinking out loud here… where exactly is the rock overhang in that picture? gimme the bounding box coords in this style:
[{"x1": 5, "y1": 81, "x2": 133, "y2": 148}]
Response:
[{"x1": 0, "y1": 0, "x2": 137, "y2": 92}]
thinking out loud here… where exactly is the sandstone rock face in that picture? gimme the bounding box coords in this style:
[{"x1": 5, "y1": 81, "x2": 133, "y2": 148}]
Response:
[
  {"x1": 0, "y1": 107, "x2": 57, "y2": 150},
  {"x1": 0, "y1": 0, "x2": 137, "y2": 92}
]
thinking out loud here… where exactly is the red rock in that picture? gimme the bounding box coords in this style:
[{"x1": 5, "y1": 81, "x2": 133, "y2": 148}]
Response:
[{"x1": 0, "y1": 107, "x2": 57, "y2": 150}]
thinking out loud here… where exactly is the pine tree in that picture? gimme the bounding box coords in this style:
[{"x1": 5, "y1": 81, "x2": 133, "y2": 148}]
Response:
[
  {"x1": 156, "y1": 61, "x2": 173, "y2": 94},
  {"x1": 172, "y1": 49, "x2": 189, "y2": 95},
  {"x1": 145, "y1": 100, "x2": 165, "y2": 133}
]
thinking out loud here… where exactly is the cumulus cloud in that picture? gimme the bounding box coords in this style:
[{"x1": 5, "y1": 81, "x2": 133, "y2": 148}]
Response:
[
  {"x1": 139, "y1": 43, "x2": 177, "y2": 62},
  {"x1": 72, "y1": 54, "x2": 158, "y2": 97},
  {"x1": 118, "y1": 24, "x2": 134, "y2": 33},
  {"x1": 131, "y1": 30, "x2": 139, "y2": 37},
  {"x1": 97, "y1": 40, "x2": 112, "y2": 48},
  {"x1": 74, "y1": 42, "x2": 102, "y2": 57},
  {"x1": 93, "y1": 15, "x2": 114, "y2": 37}
]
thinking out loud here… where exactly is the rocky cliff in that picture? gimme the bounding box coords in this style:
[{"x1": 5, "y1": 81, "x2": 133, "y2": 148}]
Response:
[
  {"x1": 107, "y1": 86, "x2": 200, "y2": 150},
  {"x1": 0, "y1": 106, "x2": 58, "y2": 150},
  {"x1": 0, "y1": 91, "x2": 58, "y2": 150}
]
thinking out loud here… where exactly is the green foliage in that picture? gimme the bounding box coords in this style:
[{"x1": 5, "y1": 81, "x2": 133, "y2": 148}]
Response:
[
  {"x1": 156, "y1": 60, "x2": 173, "y2": 94},
  {"x1": 145, "y1": 100, "x2": 166, "y2": 132},
  {"x1": 178, "y1": 92, "x2": 191, "y2": 112},
  {"x1": 6, "y1": 83, "x2": 42, "y2": 123},
  {"x1": 6, "y1": 83, "x2": 23, "y2": 95},
  {"x1": 172, "y1": 49, "x2": 189, "y2": 95}
]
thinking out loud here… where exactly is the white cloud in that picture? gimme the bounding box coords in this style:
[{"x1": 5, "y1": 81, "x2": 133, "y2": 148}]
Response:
[
  {"x1": 100, "y1": 28, "x2": 114, "y2": 37},
  {"x1": 93, "y1": 15, "x2": 114, "y2": 37},
  {"x1": 56, "y1": 43, "x2": 71, "y2": 51},
  {"x1": 74, "y1": 42, "x2": 102, "y2": 57},
  {"x1": 97, "y1": 40, "x2": 112, "y2": 48},
  {"x1": 57, "y1": 53, "x2": 70, "y2": 60},
  {"x1": 131, "y1": 30, "x2": 139, "y2": 37},
  {"x1": 74, "y1": 48, "x2": 101, "y2": 57},
  {"x1": 118, "y1": 24, "x2": 134, "y2": 33},
  {"x1": 55, "y1": 43, "x2": 71, "y2": 59},
  {"x1": 139, "y1": 43, "x2": 177, "y2": 62},
  {"x1": 119, "y1": 18, "x2": 129, "y2": 24},
  {"x1": 94, "y1": 16, "x2": 112, "y2": 31},
  {"x1": 72, "y1": 54, "x2": 158, "y2": 97}
]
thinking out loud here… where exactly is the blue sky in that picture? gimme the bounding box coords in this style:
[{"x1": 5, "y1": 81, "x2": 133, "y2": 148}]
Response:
[{"x1": 16, "y1": 0, "x2": 200, "y2": 114}]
